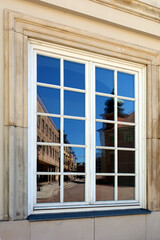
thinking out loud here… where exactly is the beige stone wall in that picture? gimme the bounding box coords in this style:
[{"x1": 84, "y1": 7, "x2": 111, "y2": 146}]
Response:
[
  {"x1": 0, "y1": 212, "x2": 160, "y2": 240},
  {"x1": 1, "y1": 0, "x2": 160, "y2": 237}
]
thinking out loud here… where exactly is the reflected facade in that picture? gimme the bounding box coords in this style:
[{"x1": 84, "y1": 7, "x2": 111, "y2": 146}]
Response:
[{"x1": 96, "y1": 67, "x2": 136, "y2": 201}]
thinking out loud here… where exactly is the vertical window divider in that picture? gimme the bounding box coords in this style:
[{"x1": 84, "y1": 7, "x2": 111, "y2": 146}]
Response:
[
  {"x1": 85, "y1": 61, "x2": 90, "y2": 203},
  {"x1": 60, "y1": 58, "x2": 64, "y2": 203},
  {"x1": 114, "y1": 70, "x2": 118, "y2": 201},
  {"x1": 91, "y1": 62, "x2": 96, "y2": 204}
]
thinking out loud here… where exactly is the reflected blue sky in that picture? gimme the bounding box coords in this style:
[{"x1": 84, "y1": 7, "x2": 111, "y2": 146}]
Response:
[
  {"x1": 64, "y1": 119, "x2": 85, "y2": 145},
  {"x1": 96, "y1": 67, "x2": 114, "y2": 94},
  {"x1": 37, "y1": 86, "x2": 60, "y2": 114},
  {"x1": 64, "y1": 90, "x2": 85, "y2": 117},
  {"x1": 64, "y1": 60, "x2": 85, "y2": 89},
  {"x1": 37, "y1": 54, "x2": 60, "y2": 85},
  {"x1": 117, "y1": 72, "x2": 134, "y2": 98}
]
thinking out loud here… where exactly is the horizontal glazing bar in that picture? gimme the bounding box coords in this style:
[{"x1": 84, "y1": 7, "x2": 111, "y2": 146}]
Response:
[
  {"x1": 96, "y1": 119, "x2": 115, "y2": 124},
  {"x1": 116, "y1": 96, "x2": 135, "y2": 101},
  {"x1": 64, "y1": 144, "x2": 86, "y2": 148},
  {"x1": 37, "y1": 112, "x2": 61, "y2": 118},
  {"x1": 96, "y1": 146, "x2": 115, "y2": 150},
  {"x1": 96, "y1": 173, "x2": 136, "y2": 176},
  {"x1": 37, "y1": 82, "x2": 61, "y2": 89},
  {"x1": 63, "y1": 86, "x2": 86, "y2": 93},
  {"x1": 37, "y1": 142, "x2": 86, "y2": 148},
  {"x1": 37, "y1": 172, "x2": 86, "y2": 176},
  {"x1": 96, "y1": 146, "x2": 136, "y2": 151},
  {"x1": 37, "y1": 112, "x2": 86, "y2": 121},
  {"x1": 37, "y1": 142, "x2": 61, "y2": 146},
  {"x1": 37, "y1": 172, "x2": 61, "y2": 175},
  {"x1": 117, "y1": 122, "x2": 136, "y2": 126},
  {"x1": 63, "y1": 115, "x2": 86, "y2": 120},
  {"x1": 118, "y1": 147, "x2": 136, "y2": 151},
  {"x1": 95, "y1": 92, "x2": 115, "y2": 98}
]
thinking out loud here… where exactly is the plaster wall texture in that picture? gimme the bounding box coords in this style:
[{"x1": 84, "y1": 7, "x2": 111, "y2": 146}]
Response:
[{"x1": 0, "y1": 0, "x2": 160, "y2": 237}]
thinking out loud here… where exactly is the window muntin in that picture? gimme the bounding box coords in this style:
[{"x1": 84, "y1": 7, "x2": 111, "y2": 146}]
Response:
[
  {"x1": 29, "y1": 44, "x2": 145, "y2": 212},
  {"x1": 36, "y1": 55, "x2": 87, "y2": 204},
  {"x1": 95, "y1": 65, "x2": 136, "y2": 202}
]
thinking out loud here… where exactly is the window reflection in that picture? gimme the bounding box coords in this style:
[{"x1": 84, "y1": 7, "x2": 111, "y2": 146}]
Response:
[
  {"x1": 64, "y1": 90, "x2": 85, "y2": 117},
  {"x1": 96, "y1": 149, "x2": 114, "y2": 173},
  {"x1": 64, "y1": 60, "x2": 85, "y2": 90},
  {"x1": 37, "y1": 146, "x2": 60, "y2": 172},
  {"x1": 117, "y1": 72, "x2": 134, "y2": 98},
  {"x1": 64, "y1": 119, "x2": 85, "y2": 145},
  {"x1": 96, "y1": 123, "x2": 114, "y2": 147},
  {"x1": 37, "y1": 175, "x2": 60, "y2": 203},
  {"x1": 118, "y1": 125, "x2": 135, "y2": 148},
  {"x1": 64, "y1": 147, "x2": 85, "y2": 173},
  {"x1": 96, "y1": 95, "x2": 114, "y2": 120},
  {"x1": 37, "y1": 87, "x2": 60, "y2": 115},
  {"x1": 118, "y1": 151, "x2": 135, "y2": 173},
  {"x1": 64, "y1": 175, "x2": 85, "y2": 202},
  {"x1": 117, "y1": 99, "x2": 135, "y2": 123},
  {"x1": 37, "y1": 55, "x2": 60, "y2": 86},
  {"x1": 96, "y1": 176, "x2": 114, "y2": 201},
  {"x1": 96, "y1": 67, "x2": 114, "y2": 94},
  {"x1": 118, "y1": 176, "x2": 135, "y2": 200}
]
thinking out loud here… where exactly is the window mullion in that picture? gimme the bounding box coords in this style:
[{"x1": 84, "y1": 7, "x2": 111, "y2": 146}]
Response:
[
  {"x1": 85, "y1": 61, "x2": 90, "y2": 204},
  {"x1": 114, "y1": 70, "x2": 118, "y2": 201},
  {"x1": 60, "y1": 58, "x2": 64, "y2": 203},
  {"x1": 90, "y1": 62, "x2": 96, "y2": 204}
]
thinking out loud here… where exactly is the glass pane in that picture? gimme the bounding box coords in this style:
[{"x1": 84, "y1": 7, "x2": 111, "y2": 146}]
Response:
[
  {"x1": 96, "y1": 149, "x2": 114, "y2": 173},
  {"x1": 117, "y1": 72, "x2": 135, "y2": 98},
  {"x1": 118, "y1": 125, "x2": 135, "y2": 148},
  {"x1": 37, "y1": 86, "x2": 60, "y2": 114},
  {"x1": 96, "y1": 67, "x2": 114, "y2": 94},
  {"x1": 64, "y1": 90, "x2": 85, "y2": 117},
  {"x1": 96, "y1": 122, "x2": 114, "y2": 147},
  {"x1": 37, "y1": 116, "x2": 60, "y2": 143},
  {"x1": 37, "y1": 55, "x2": 60, "y2": 86},
  {"x1": 96, "y1": 176, "x2": 114, "y2": 201},
  {"x1": 64, "y1": 147, "x2": 85, "y2": 173},
  {"x1": 118, "y1": 151, "x2": 135, "y2": 173},
  {"x1": 37, "y1": 175, "x2": 60, "y2": 203},
  {"x1": 117, "y1": 99, "x2": 135, "y2": 123},
  {"x1": 64, "y1": 119, "x2": 85, "y2": 145},
  {"x1": 37, "y1": 146, "x2": 60, "y2": 172},
  {"x1": 96, "y1": 95, "x2": 114, "y2": 120},
  {"x1": 64, "y1": 60, "x2": 85, "y2": 89},
  {"x1": 64, "y1": 175, "x2": 85, "y2": 202},
  {"x1": 118, "y1": 176, "x2": 135, "y2": 200}
]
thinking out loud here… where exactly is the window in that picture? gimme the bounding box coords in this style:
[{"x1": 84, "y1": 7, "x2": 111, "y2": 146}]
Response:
[{"x1": 29, "y1": 42, "x2": 146, "y2": 213}]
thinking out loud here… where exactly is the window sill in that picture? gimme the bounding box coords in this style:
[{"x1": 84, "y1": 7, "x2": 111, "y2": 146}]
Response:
[{"x1": 28, "y1": 208, "x2": 151, "y2": 221}]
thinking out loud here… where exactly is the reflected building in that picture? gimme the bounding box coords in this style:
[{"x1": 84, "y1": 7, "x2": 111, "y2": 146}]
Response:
[
  {"x1": 97, "y1": 95, "x2": 135, "y2": 174},
  {"x1": 37, "y1": 95, "x2": 76, "y2": 185}
]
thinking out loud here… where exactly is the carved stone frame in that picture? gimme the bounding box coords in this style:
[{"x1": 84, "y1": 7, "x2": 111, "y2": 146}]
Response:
[{"x1": 4, "y1": 9, "x2": 160, "y2": 220}]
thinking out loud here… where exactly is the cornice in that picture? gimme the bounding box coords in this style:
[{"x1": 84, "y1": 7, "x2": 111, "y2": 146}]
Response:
[{"x1": 90, "y1": 0, "x2": 160, "y2": 22}]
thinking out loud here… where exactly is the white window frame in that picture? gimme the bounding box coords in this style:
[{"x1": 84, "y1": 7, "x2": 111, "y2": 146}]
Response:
[{"x1": 28, "y1": 39, "x2": 146, "y2": 215}]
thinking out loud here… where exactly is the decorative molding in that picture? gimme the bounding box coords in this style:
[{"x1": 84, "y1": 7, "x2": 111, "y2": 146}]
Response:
[
  {"x1": 4, "y1": 9, "x2": 160, "y2": 219},
  {"x1": 90, "y1": 0, "x2": 160, "y2": 22}
]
